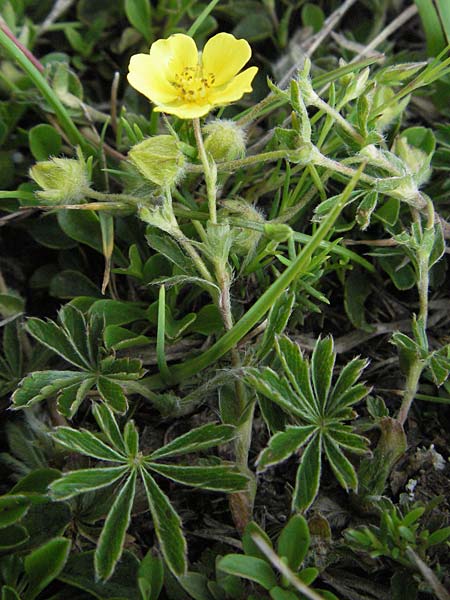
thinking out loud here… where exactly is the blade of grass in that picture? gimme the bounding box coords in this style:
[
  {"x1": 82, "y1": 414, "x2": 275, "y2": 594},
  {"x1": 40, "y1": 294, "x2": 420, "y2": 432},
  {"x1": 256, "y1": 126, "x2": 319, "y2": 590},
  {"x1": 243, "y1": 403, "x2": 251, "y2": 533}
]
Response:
[
  {"x1": 435, "y1": 0, "x2": 450, "y2": 44},
  {"x1": 0, "y1": 23, "x2": 89, "y2": 152},
  {"x1": 415, "y1": 0, "x2": 446, "y2": 55},
  {"x1": 187, "y1": 0, "x2": 221, "y2": 37},
  {"x1": 156, "y1": 285, "x2": 171, "y2": 383}
]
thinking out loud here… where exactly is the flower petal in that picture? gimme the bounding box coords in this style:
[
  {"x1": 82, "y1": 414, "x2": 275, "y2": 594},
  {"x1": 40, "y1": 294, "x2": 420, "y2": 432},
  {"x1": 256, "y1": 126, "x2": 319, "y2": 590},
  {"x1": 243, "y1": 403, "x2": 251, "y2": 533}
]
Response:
[
  {"x1": 202, "y1": 33, "x2": 252, "y2": 86},
  {"x1": 210, "y1": 66, "x2": 258, "y2": 106},
  {"x1": 127, "y1": 54, "x2": 178, "y2": 104},
  {"x1": 151, "y1": 34, "x2": 199, "y2": 75},
  {"x1": 154, "y1": 102, "x2": 213, "y2": 119}
]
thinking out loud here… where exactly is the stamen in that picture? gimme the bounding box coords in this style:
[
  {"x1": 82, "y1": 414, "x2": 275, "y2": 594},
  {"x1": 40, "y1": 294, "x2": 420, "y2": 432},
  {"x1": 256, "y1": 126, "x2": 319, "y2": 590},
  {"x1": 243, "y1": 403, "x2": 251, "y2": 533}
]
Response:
[{"x1": 171, "y1": 65, "x2": 215, "y2": 103}]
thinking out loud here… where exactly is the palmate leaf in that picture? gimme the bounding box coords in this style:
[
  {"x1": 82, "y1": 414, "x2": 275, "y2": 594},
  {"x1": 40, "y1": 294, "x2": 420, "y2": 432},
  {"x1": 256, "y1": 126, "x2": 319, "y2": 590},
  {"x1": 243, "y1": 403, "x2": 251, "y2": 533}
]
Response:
[
  {"x1": 253, "y1": 334, "x2": 371, "y2": 510},
  {"x1": 15, "y1": 306, "x2": 145, "y2": 417},
  {"x1": 256, "y1": 425, "x2": 316, "y2": 472},
  {"x1": 140, "y1": 468, "x2": 187, "y2": 576},
  {"x1": 95, "y1": 471, "x2": 137, "y2": 581}
]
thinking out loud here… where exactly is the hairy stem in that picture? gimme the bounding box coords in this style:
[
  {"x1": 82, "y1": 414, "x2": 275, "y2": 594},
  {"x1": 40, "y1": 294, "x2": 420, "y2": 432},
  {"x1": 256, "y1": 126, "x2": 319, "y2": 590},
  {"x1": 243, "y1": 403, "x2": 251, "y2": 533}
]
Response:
[
  {"x1": 397, "y1": 206, "x2": 434, "y2": 426},
  {"x1": 216, "y1": 261, "x2": 255, "y2": 530},
  {"x1": 193, "y1": 118, "x2": 217, "y2": 224}
]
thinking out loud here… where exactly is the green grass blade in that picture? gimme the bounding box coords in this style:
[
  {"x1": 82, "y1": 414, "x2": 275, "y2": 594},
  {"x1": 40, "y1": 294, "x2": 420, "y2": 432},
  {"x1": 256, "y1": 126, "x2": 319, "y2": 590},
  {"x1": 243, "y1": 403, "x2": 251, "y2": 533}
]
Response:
[{"x1": 0, "y1": 26, "x2": 89, "y2": 151}]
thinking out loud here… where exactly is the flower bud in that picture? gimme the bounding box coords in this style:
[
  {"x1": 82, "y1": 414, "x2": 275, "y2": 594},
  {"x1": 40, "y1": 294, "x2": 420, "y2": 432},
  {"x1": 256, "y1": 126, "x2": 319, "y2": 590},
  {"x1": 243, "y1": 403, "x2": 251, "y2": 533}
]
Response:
[
  {"x1": 30, "y1": 155, "x2": 89, "y2": 204},
  {"x1": 203, "y1": 119, "x2": 246, "y2": 162},
  {"x1": 128, "y1": 135, "x2": 185, "y2": 187},
  {"x1": 264, "y1": 223, "x2": 292, "y2": 242}
]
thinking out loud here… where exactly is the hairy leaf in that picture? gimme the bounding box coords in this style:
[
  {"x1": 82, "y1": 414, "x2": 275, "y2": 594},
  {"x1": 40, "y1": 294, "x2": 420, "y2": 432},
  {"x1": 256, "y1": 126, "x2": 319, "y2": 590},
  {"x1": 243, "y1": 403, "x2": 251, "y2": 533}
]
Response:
[
  {"x1": 12, "y1": 371, "x2": 83, "y2": 408},
  {"x1": 246, "y1": 367, "x2": 309, "y2": 419},
  {"x1": 26, "y1": 318, "x2": 90, "y2": 370},
  {"x1": 323, "y1": 435, "x2": 358, "y2": 492},
  {"x1": 147, "y1": 463, "x2": 248, "y2": 492},
  {"x1": 92, "y1": 404, "x2": 126, "y2": 453},
  {"x1": 256, "y1": 425, "x2": 316, "y2": 471},
  {"x1": 50, "y1": 466, "x2": 129, "y2": 500},
  {"x1": 95, "y1": 471, "x2": 137, "y2": 581},
  {"x1": 140, "y1": 469, "x2": 186, "y2": 576},
  {"x1": 51, "y1": 427, "x2": 126, "y2": 462},
  {"x1": 311, "y1": 336, "x2": 335, "y2": 409},
  {"x1": 292, "y1": 433, "x2": 322, "y2": 512},
  {"x1": 97, "y1": 376, "x2": 128, "y2": 414},
  {"x1": 24, "y1": 537, "x2": 71, "y2": 599},
  {"x1": 149, "y1": 423, "x2": 236, "y2": 460}
]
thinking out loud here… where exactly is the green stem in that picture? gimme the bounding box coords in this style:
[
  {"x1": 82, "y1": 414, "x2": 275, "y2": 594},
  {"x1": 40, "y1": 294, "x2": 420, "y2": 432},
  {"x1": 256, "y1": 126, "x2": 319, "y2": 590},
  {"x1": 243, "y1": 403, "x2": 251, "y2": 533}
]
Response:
[
  {"x1": 193, "y1": 118, "x2": 217, "y2": 224},
  {"x1": 397, "y1": 206, "x2": 434, "y2": 426},
  {"x1": 0, "y1": 190, "x2": 35, "y2": 201},
  {"x1": 310, "y1": 93, "x2": 365, "y2": 145},
  {"x1": 0, "y1": 26, "x2": 88, "y2": 151},
  {"x1": 188, "y1": 149, "x2": 292, "y2": 173},
  {"x1": 397, "y1": 358, "x2": 425, "y2": 427},
  {"x1": 84, "y1": 189, "x2": 375, "y2": 272},
  {"x1": 86, "y1": 188, "x2": 215, "y2": 285},
  {"x1": 141, "y1": 163, "x2": 366, "y2": 390},
  {"x1": 173, "y1": 230, "x2": 215, "y2": 285}
]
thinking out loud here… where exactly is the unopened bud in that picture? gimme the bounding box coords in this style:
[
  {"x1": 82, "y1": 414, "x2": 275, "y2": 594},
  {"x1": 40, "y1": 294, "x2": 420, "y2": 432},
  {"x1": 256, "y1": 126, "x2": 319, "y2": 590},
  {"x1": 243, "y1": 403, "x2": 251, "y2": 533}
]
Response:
[
  {"x1": 30, "y1": 155, "x2": 89, "y2": 204},
  {"x1": 264, "y1": 223, "x2": 293, "y2": 242},
  {"x1": 129, "y1": 135, "x2": 185, "y2": 187},
  {"x1": 203, "y1": 120, "x2": 246, "y2": 162}
]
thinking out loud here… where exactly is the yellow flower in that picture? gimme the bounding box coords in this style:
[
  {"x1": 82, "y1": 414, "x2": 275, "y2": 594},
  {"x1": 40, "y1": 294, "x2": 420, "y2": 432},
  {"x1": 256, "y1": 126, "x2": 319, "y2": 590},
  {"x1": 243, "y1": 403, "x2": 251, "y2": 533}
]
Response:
[{"x1": 127, "y1": 33, "x2": 258, "y2": 119}]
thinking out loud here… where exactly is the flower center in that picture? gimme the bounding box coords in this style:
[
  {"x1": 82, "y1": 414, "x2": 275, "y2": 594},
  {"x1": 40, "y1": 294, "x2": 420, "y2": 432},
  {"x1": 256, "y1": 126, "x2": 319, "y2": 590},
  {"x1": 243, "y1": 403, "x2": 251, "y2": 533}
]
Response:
[{"x1": 172, "y1": 66, "x2": 216, "y2": 103}]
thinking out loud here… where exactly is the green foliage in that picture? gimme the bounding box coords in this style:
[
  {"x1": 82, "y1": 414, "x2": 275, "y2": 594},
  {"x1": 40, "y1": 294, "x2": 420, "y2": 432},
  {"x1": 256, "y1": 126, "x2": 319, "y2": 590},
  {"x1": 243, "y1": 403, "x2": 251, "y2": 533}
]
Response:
[
  {"x1": 217, "y1": 516, "x2": 338, "y2": 599},
  {"x1": 49, "y1": 406, "x2": 246, "y2": 579},
  {"x1": 0, "y1": 537, "x2": 71, "y2": 599},
  {"x1": 345, "y1": 498, "x2": 450, "y2": 569},
  {"x1": 0, "y1": 1, "x2": 449, "y2": 598},
  {"x1": 12, "y1": 304, "x2": 145, "y2": 417},
  {"x1": 246, "y1": 335, "x2": 370, "y2": 510}
]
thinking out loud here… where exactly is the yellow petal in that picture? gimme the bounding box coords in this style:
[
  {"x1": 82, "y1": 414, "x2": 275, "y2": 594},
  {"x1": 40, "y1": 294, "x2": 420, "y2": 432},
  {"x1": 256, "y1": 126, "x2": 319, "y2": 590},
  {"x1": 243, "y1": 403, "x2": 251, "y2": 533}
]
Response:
[
  {"x1": 154, "y1": 102, "x2": 212, "y2": 119},
  {"x1": 202, "y1": 33, "x2": 252, "y2": 86},
  {"x1": 127, "y1": 54, "x2": 178, "y2": 104},
  {"x1": 210, "y1": 66, "x2": 258, "y2": 106},
  {"x1": 150, "y1": 34, "x2": 199, "y2": 75}
]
